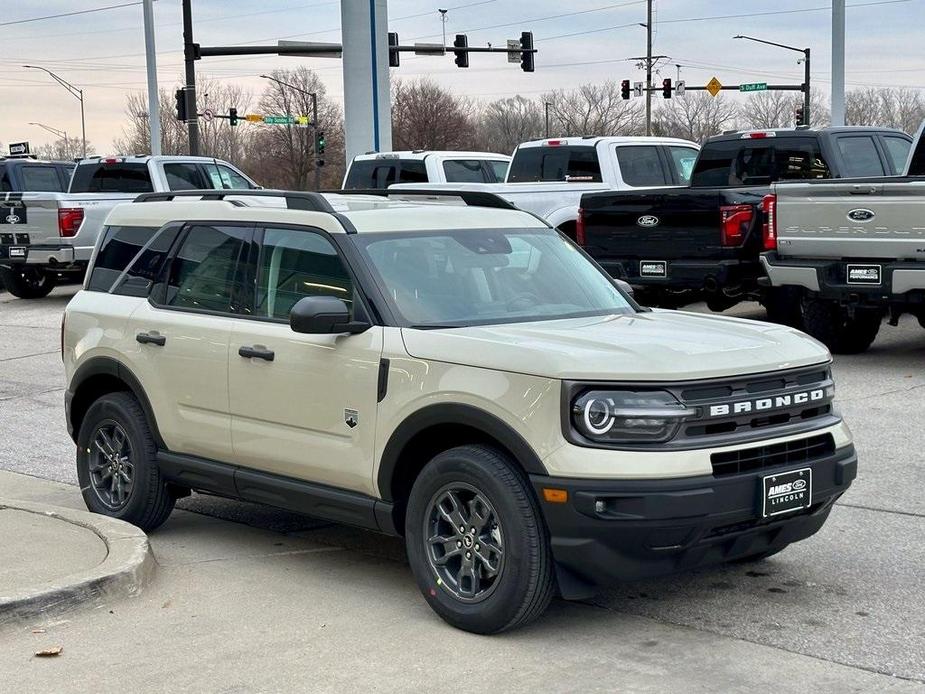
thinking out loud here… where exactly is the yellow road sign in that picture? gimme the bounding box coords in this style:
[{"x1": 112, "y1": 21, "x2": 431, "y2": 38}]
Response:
[
  {"x1": 245, "y1": 114, "x2": 264, "y2": 123},
  {"x1": 706, "y1": 76, "x2": 723, "y2": 97},
  {"x1": 296, "y1": 115, "x2": 311, "y2": 126}
]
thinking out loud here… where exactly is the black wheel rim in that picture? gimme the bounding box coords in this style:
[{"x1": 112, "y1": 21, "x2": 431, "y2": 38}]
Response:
[
  {"x1": 88, "y1": 420, "x2": 135, "y2": 510},
  {"x1": 424, "y1": 482, "x2": 505, "y2": 603},
  {"x1": 18, "y1": 267, "x2": 49, "y2": 290}
]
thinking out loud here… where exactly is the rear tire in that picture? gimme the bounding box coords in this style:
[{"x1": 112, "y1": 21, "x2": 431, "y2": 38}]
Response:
[
  {"x1": 405, "y1": 445, "x2": 555, "y2": 634},
  {"x1": 76, "y1": 392, "x2": 175, "y2": 532},
  {"x1": 0, "y1": 265, "x2": 56, "y2": 299},
  {"x1": 802, "y1": 299, "x2": 881, "y2": 354}
]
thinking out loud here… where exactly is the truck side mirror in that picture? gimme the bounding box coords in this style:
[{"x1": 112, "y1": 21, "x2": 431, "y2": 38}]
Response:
[{"x1": 290, "y1": 296, "x2": 370, "y2": 335}]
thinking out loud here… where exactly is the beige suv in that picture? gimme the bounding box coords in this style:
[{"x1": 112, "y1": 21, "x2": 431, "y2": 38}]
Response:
[{"x1": 63, "y1": 189, "x2": 857, "y2": 634}]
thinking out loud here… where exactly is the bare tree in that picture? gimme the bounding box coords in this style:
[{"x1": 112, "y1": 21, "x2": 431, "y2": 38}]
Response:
[
  {"x1": 652, "y1": 93, "x2": 739, "y2": 142},
  {"x1": 543, "y1": 82, "x2": 643, "y2": 136},
  {"x1": 475, "y1": 96, "x2": 545, "y2": 154},
  {"x1": 847, "y1": 87, "x2": 923, "y2": 133},
  {"x1": 34, "y1": 138, "x2": 95, "y2": 161},
  {"x1": 255, "y1": 67, "x2": 344, "y2": 190},
  {"x1": 738, "y1": 88, "x2": 830, "y2": 129},
  {"x1": 391, "y1": 78, "x2": 478, "y2": 151}
]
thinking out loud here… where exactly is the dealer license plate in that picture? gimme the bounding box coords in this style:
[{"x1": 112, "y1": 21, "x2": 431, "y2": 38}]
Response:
[{"x1": 762, "y1": 468, "x2": 812, "y2": 518}]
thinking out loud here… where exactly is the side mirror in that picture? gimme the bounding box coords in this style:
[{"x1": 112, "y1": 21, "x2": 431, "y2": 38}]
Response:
[
  {"x1": 614, "y1": 278, "x2": 635, "y2": 299},
  {"x1": 289, "y1": 296, "x2": 370, "y2": 335}
]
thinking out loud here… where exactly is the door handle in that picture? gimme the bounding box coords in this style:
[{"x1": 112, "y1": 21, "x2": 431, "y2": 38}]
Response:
[
  {"x1": 136, "y1": 331, "x2": 166, "y2": 346},
  {"x1": 238, "y1": 345, "x2": 275, "y2": 362}
]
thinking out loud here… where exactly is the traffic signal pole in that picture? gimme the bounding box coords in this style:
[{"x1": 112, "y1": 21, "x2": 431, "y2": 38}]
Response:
[
  {"x1": 645, "y1": 0, "x2": 653, "y2": 136},
  {"x1": 182, "y1": 0, "x2": 200, "y2": 155}
]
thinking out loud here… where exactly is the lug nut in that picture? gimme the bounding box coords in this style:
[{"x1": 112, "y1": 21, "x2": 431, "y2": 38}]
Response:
[
  {"x1": 456, "y1": 541, "x2": 462, "y2": 548},
  {"x1": 475, "y1": 544, "x2": 480, "y2": 551},
  {"x1": 465, "y1": 552, "x2": 471, "y2": 559},
  {"x1": 459, "y1": 525, "x2": 465, "y2": 532}
]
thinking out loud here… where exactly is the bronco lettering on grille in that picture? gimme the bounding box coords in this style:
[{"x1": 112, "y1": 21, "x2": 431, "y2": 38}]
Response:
[{"x1": 708, "y1": 389, "x2": 825, "y2": 418}]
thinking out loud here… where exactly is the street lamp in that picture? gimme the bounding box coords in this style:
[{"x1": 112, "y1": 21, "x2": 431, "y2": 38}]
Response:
[
  {"x1": 23, "y1": 65, "x2": 86, "y2": 157},
  {"x1": 260, "y1": 74, "x2": 319, "y2": 190},
  {"x1": 28, "y1": 122, "x2": 69, "y2": 158},
  {"x1": 733, "y1": 35, "x2": 811, "y2": 125}
]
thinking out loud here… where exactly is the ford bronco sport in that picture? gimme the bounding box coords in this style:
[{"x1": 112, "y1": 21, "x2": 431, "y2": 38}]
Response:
[{"x1": 63, "y1": 189, "x2": 857, "y2": 634}]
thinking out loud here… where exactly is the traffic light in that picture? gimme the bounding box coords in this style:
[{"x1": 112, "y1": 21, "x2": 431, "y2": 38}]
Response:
[
  {"x1": 520, "y1": 31, "x2": 534, "y2": 73},
  {"x1": 662, "y1": 78, "x2": 672, "y2": 99},
  {"x1": 453, "y1": 34, "x2": 469, "y2": 68},
  {"x1": 228, "y1": 107, "x2": 238, "y2": 127},
  {"x1": 315, "y1": 130, "x2": 326, "y2": 167},
  {"x1": 795, "y1": 105, "x2": 805, "y2": 126},
  {"x1": 621, "y1": 80, "x2": 631, "y2": 100},
  {"x1": 175, "y1": 88, "x2": 187, "y2": 122},
  {"x1": 388, "y1": 32, "x2": 400, "y2": 67}
]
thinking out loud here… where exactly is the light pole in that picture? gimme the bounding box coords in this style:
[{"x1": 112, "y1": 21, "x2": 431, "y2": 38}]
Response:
[
  {"x1": 28, "y1": 122, "x2": 69, "y2": 158},
  {"x1": 23, "y1": 65, "x2": 86, "y2": 158},
  {"x1": 733, "y1": 35, "x2": 811, "y2": 125},
  {"x1": 260, "y1": 74, "x2": 319, "y2": 190}
]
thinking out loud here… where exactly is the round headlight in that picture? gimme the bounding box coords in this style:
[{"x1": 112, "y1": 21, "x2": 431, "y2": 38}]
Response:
[{"x1": 572, "y1": 389, "x2": 695, "y2": 444}]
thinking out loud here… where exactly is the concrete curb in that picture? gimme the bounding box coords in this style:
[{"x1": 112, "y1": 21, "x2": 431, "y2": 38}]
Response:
[{"x1": 0, "y1": 500, "x2": 155, "y2": 625}]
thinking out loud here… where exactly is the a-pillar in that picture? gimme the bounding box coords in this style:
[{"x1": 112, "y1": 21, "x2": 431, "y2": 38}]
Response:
[{"x1": 341, "y1": 0, "x2": 393, "y2": 162}]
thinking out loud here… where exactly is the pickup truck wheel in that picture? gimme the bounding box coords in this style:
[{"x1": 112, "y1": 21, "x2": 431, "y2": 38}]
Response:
[
  {"x1": 405, "y1": 444, "x2": 555, "y2": 634},
  {"x1": 802, "y1": 300, "x2": 881, "y2": 354},
  {"x1": 76, "y1": 392, "x2": 175, "y2": 531},
  {"x1": 762, "y1": 287, "x2": 804, "y2": 328},
  {"x1": 0, "y1": 265, "x2": 57, "y2": 299}
]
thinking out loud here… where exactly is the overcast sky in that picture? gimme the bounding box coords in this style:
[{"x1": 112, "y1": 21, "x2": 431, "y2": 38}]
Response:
[{"x1": 1, "y1": 0, "x2": 922, "y2": 151}]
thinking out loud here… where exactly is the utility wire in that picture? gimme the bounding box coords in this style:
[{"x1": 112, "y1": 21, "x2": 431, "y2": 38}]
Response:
[{"x1": 0, "y1": 1, "x2": 141, "y2": 28}]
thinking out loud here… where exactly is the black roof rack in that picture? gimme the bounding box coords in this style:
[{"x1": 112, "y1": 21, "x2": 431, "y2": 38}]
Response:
[
  {"x1": 333, "y1": 188, "x2": 517, "y2": 210},
  {"x1": 133, "y1": 189, "x2": 336, "y2": 213}
]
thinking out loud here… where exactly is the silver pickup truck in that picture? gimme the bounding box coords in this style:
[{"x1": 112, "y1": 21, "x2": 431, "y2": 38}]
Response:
[
  {"x1": 0, "y1": 155, "x2": 256, "y2": 298},
  {"x1": 761, "y1": 124, "x2": 924, "y2": 353}
]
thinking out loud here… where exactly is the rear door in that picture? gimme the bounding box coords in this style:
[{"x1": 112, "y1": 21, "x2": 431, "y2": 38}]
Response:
[{"x1": 226, "y1": 225, "x2": 383, "y2": 495}]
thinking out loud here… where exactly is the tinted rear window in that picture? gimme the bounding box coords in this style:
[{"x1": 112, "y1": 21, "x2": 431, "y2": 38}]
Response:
[
  {"x1": 70, "y1": 162, "x2": 153, "y2": 193},
  {"x1": 691, "y1": 138, "x2": 830, "y2": 186},
  {"x1": 344, "y1": 159, "x2": 428, "y2": 189},
  {"x1": 507, "y1": 145, "x2": 602, "y2": 183}
]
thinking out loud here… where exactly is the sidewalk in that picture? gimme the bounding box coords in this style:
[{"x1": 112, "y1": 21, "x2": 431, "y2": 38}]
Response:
[{"x1": 1, "y1": 469, "x2": 922, "y2": 693}]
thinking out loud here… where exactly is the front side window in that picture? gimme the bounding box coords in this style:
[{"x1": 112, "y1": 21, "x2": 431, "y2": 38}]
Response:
[
  {"x1": 883, "y1": 136, "x2": 912, "y2": 175},
  {"x1": 443, "y1": 160, "x2": 488, "y2": 183},
  {"x1": 836, "y1": 136, "x2": 885, "y2": 177},
  {"x1": 356, "y1": 228, "x2": 633, "y2": 327},
  {"x1": 255, "y1": 228, "x2": 354, "y2": 320},
  {"x1": 487, "y1": 160, "x2": 509, "y2": 182},
  {"x1": 668, "y1": 146, "x2": 698, "y2": 184},
  {"x1": 616, "y1": 146, "x2": 667, "y2": 186},
  {"x1": 21, "y1": 165, "x2": 66, "y2": 192},
  {"x1": 164, "y1": 225, "x2": 249, "y2": 313},
  {"x1": 204, "y1": 164, "x2": 253, "y2": 190}
]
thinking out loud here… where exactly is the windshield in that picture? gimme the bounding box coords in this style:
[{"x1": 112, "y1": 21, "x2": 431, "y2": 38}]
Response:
[{"x1": 354, "y1": 228, "x2": 634, "y2": 328}]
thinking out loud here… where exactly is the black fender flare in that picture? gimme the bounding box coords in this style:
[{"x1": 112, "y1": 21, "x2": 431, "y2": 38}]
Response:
[
  {"x1": 67, "y1": 356, "x2": 165, "y2": 449},
  {"x1": 376, "y1": 403, "x2": 549, "y2": 502}
]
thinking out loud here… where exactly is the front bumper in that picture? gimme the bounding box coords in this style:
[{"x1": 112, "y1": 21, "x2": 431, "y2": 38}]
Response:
[
  {"x1": 531, "y1": 444, "x2": 856, "y2": 599},
  {"x1": 598, "y1": 257, "x2": 761, "y2": 292},
  {"x1": 761, "y1": 252, "x2": 925, "y2": 307}
]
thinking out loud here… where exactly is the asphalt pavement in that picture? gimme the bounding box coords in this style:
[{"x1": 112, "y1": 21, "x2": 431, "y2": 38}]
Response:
[{"x1": 1, "y1": 285, "x2": 923, "y2": 692}]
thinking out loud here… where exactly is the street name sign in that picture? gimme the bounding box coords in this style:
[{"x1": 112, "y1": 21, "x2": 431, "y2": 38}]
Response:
[{"x1": 739, "y1": 82, "x2": 768, "y2": 93}]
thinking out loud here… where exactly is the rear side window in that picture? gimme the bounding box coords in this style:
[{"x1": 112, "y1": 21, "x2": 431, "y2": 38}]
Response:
[
  {"x1": 164, "y1": 163, "x2": 208, "y2": 191},
  {"x1": 21, "y1": 165, "x2": 66, "y2": 192},
  {"x1": 70, "y1": 163, "x2": 153, "y2": 193},
  {"x1": 87, "y1": 226, "x2": 160, "y2": 292},
  {"x1": 164, "y1": 225, "x2": 250, "y2": 313},
  {"x1": 882, "y1": 136, "x2": 912, "y2": 175},
  {"x1": 835, "y1": 136, "x2": 885, "y2": 177},
  {"x1": 616, "y1": 146, "x2": 667, "y2": 186},
  {"x1": 507, "y1": 145, "x2": 602, "y2": 183},
  {"x1": 443, "y1": 160, "x2": 488, "y2": 183}
]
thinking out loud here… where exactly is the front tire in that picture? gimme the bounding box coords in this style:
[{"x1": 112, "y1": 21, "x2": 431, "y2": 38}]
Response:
[
  {"x1": 405, "y1": 445, "x2": 555, "y2": 634},
  {"x1": 76, "y1": 392, "x2": 175, "y2": 531},
  {"x1": 0, "y1": 265, "x2": 57, "y2": 299},
  {"x1": 802, "y1": 300, "x2": 881, "y2": 354}
]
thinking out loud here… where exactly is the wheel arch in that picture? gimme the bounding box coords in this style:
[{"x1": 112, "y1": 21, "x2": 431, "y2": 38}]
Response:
[
  {"x1": 68, "y1": 357, "x2": 165, "y2": 449},
  {"x1": 377, "y1": 403, "x2": 548, "y2": 535}
]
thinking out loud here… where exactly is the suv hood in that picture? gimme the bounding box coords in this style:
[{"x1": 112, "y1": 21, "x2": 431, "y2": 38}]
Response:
[{"x1": 400, "y1": 310, "x2": 830, "y2": 381}]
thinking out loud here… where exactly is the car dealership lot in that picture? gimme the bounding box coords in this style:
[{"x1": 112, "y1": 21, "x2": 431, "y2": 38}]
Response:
[{"x1": 1, "y1": 285, "x2": 923, "y2": 689}]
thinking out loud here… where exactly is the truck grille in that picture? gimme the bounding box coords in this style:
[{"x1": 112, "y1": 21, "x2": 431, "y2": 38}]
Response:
[{"x1": 710, "y1": 433, "x2": 835, "y2": 477}]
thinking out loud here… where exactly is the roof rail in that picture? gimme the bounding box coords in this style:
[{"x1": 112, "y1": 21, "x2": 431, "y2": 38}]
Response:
[
  {"x1": 133, "y1": 189, "x2": 336, "y2": 213},
  {"x1": 336, "y1": 188, "x2": 517, "y2": 210}
]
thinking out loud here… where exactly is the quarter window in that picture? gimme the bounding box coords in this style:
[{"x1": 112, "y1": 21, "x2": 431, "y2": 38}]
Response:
[
  {"x1": 87, "y1": 225, "x2": 160, "y2": 292},
  {"x1": 164, "y1": 225, "x2": 250, "y2": 313},
  {"x1": 255, "y1": 228, "x2": 353, "y2": 321}
]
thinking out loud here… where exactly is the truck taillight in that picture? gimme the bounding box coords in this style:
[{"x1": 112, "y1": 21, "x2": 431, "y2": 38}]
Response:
[
  {"x1": 719, "y1": 204, "x2": 752, "y2": 246},
  {"x1": 575, "y1": 208, "x2": 587, "y2": 246},
  {"x1": 762, "y1": 194, "x2": 777, "y2": 250},
  {"x1": 58, "y1": 208, "x2": 84, "y2": 237}
]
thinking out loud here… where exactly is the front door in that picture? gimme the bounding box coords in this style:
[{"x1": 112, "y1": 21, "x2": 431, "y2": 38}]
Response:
[{"x1": 227, "y1": 226, "x2": 383, "y2": 496}]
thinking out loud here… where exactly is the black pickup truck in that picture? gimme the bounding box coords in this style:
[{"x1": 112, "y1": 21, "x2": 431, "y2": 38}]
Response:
[{"x1": 578, "y1": 127, "x2": 913, "y2": 321}]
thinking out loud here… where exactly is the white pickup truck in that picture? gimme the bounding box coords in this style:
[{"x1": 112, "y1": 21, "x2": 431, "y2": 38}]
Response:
[
  {"x1": 391, "y1": 136, "x2": 700, "y2": 237},
  {"x1": 0, "y1": 154, "x2": 257, "y2": 298},
  {"x1": 342, "y1": 151, "x2": 511, "y2": 189}
]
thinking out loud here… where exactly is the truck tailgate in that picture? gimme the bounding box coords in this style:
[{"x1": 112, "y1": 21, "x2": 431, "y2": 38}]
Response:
[
  {"x1": 775, "y1": 179, "x2": 925, "y2": 259},
  {"x1": 1, "y1": 193, "x2": 64, "y2": 247}
]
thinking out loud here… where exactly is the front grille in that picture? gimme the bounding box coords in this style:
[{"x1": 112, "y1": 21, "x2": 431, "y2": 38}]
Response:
[{"x1": 710, "y1": 433, "x2": 835, "y2": 477}]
